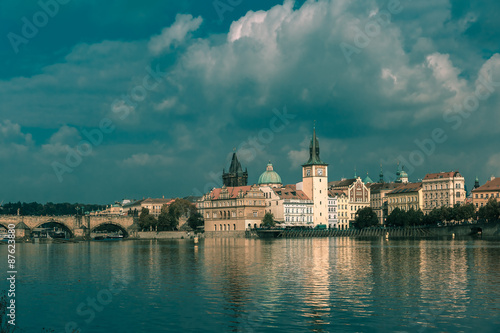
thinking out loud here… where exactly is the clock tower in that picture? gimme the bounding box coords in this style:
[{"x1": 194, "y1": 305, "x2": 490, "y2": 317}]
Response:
[{"x1": 302, "y1": 126, "x2": 328, "y2": 226}]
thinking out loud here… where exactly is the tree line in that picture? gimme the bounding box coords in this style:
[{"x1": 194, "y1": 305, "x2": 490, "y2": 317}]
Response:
[
  {"x1": 137, "y1": 198, "x2": 204, "y2": 232},
  {"x1": 354, "y1": 199, "x2": 500, "y2": 229},
  {"x1": 0, "y1": 202, "x2": 105, "y2": 216}
]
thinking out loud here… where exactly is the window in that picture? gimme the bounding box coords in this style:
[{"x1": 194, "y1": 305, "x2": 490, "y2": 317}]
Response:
[
  {"x1": 233, "y1": 224, "x2": 236, "y2": 230},
  {"x1": 485, "y1": 194, "x2": 489, "y2": 199}
]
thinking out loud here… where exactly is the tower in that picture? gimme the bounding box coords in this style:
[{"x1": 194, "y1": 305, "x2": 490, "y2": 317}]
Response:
[
  {"x1": 302, "y1": 125, "x2": 328, "y2": 226},
  {"x1": 473, "y1": 176, "x2": 480, "y2": 190},
  {"x1": 222, "y1": 150, "x2": 248, "y2": 187},
  {"x1": 379, "y1": 164, "x2": 384, "y2": 183}
]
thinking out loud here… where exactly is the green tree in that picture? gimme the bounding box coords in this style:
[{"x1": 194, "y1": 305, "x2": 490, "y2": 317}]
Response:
[
  {"x1": 139, "y1": 207, "x2": 157, "y2": 231},
  {"x1": 406, "y1": 208, "x2": 424, "y2": 227},
  {"x1": 187, "y1": 212, "x2": 204, "y2": 230},
  {"x1": 386, "y1": 208, "x2": 405, "y2": 227},
  {"x1": 423, "y1": 208, "x2": 441, "y2": 226},
  {"x1": 262, "y1": 212, "x2": 276, "y2": 227},
  {"x1": 354, "y1": 207, "x2": 378, "y2": 229},
  {"x1": 477, "y1": 198, "x2": 500, "y2": 222}
]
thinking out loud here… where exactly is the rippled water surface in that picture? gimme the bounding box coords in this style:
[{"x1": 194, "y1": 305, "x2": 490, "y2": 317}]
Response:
[{"x1": 2, "y1": 238, "x2": 500, "y2": 332}]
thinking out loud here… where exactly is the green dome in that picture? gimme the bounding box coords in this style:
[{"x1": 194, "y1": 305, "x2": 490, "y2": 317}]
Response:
[{"x1": 258, "y1": 161, "x2": 282, "y2": 185}]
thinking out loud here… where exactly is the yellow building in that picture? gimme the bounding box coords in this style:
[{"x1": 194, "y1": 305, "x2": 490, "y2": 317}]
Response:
[
  {"x1": 387, "y1": 182, "x2": 423, "y2": 214},
  {"x1": 122, "y1": 198, "x2": 174, "y2": 217},
  {"x1": 329, "y1": 177, "x2": 370, "y2": 227},
  {"x1": 370, "y1": 183, "x2": 405, "y2": 225},
  {"x1": 471, "y1": 176, "x2": 500, "y2": 209},
  {"x1": 329, "y1": 190, "x2": 349, "y2": 230},
  {"x1": 198, "y1": 185, "x2": 266, "y2": 236},
  {"x1": 422, "y1": 171, "x2": 466, "y2": 213}
]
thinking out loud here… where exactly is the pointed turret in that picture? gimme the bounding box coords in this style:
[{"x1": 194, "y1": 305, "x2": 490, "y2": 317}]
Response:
[
  {"x1": 222, "y1": 150, "x2": 248, "y2": 186},
  {"x1": 303, "y1": 124, "x2": 326, "y2": 166}
]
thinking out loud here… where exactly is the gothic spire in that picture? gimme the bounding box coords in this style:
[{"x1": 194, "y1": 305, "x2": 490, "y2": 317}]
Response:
[{"x1": 304, "y1": 123, "x2": 326, "y2": 166}]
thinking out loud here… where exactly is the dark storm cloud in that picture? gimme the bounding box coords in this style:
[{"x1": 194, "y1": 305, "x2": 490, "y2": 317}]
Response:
[{"x1": 1, "y1": 0, "x2": 499, "y2": 203}]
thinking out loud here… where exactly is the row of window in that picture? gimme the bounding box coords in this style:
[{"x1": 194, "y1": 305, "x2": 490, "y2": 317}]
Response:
[
  {"x1": 424, "y1": 183, "x2": 462, "y2": 190},
  {"x1": 214, "y1": 224, "x2": 236, "y2": 231},
  {"x1": 475, "y1": 193, "x2": 500, "y2": 199}
]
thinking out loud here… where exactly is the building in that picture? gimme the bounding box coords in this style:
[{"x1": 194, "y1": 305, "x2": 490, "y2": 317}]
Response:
[
  {"x1": 261, "y1": 184, "x2": 313, "y2": 226},
  {"x1": 329, "y1": 177, "x2": 370, "y2": 227},
  {"x1": 222, "y1": 151, "x2": 248, "y2": 187},
  {"x1": 387, "y1": 182, "x2": 424, "y2": 214},
  {"x1": 395, "y1": 165, "x2": 409, "y2": 183},
  {"x1": 422, "y1": 171, "x2": 466, "y2": 212},
  {"x1": 257, "y1": 161, "x2": 282, "y2": 188},
  {"x1": 328, "y1": 189, "x2": 349, "y2": 229},
  {"x1": 328, "y1": 194, "x2": 338, "y2": 229},
  {"x1": 198, "y1": 185, "x2": 266, "y2": 235},
  {"x1": 370, "y1": 182, "x2": 405, "y2": 225},
  {"x1": 122, "y1": 198, "x2": 174, "y2": 217},
  {"x1": 301, "y1": 127, "x2": 329, "y2": 226},
  {"x1": 471, "y1": 176, "x2": 500, "y2": 209}
]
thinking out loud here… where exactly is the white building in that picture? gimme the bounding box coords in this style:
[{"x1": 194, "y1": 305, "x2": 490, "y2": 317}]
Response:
[
  {"x1": 261, "y1": 185, "x2": 313, "y2": 226},
  {"x1": 328, "y1": 195, "x2": 338, "y2": 228}
]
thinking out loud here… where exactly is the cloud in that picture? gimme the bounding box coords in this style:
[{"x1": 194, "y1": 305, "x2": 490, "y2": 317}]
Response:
[
  {"x1": 1, "y1": 0, "x2": 500, "y2": 202},
  {"x1": 123, "y1": 153, "x2": 175, "y2": 167},
  {"x1": 148, "y1": 14, "x2": 203, "y2": 55}
]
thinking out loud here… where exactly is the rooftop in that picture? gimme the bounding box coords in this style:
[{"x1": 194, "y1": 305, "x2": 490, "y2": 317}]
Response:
[
  {"x1": 472, "y1": 177, "x2": 500, "y2": 192},
  {"x1": 387, "y1": 182, "x2": 423, "y2": 194},
  {"x1": 423, "y1": 171, "x2": 462, "y2": 180}
]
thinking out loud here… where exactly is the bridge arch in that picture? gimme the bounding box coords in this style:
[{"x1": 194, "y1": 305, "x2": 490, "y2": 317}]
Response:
[
  {"x1": 91, "y1": 222, "x2": 129, "y2": 238},
  {"x1": 32, "y1": 220, "x2": 74, "y2": 238}
]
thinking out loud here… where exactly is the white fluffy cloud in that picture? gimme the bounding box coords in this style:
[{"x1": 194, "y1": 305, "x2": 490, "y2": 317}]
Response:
[{"x1": 148, "y1": 14, "x2": 203, "y2": 55}]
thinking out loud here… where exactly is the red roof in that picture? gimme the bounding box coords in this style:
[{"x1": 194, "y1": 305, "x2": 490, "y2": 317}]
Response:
[
  {"x1": 210, "y1": 186, "x2": 253, "y2": 199},
  {"x1": 387, "y1": 182, "x2": 422, "y2": 194},
  {"x1": 423, "y1": 171, "x2": 461, "y2": 180},
  {"x1": 472, "y1": 177, "x2": 500, "y2": 192},
  {"x1": 328, "y1": 189, "x2": 347, "y2": 197},
  {"x1": 273, "y1": 187, "x2": 310, "y2": 200}
]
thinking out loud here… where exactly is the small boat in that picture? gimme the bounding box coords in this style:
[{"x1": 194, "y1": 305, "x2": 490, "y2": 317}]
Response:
[{"x1": 93, "y1": 233, "x2": 124, "y2": 241}]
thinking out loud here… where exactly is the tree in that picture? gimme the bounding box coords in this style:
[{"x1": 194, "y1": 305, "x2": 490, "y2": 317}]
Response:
[
  {"x1": 354, "y1": 207, "x2": 378, "y2": 229},
  {"x1": 386, "y1": 207, "x2": 405, "y2": 227},
  {"x1": 187, "y1": 212, "x2": 204, "y2": 230},
  {"x1": 262, "y1": 212, "x2": 276, "y2": 227},
  {"x1": 139, "y1": 207, "x2": 157, "y2": 231},
  {"x1": 406, "y1": 208, "x2": 424, "y2": 227},
  {"x1": 477, "y1": 198, "x2": 500, "y2": 222},
  {"x1": 158, "y1": 199, "x2": 199, "y2": 231},
  {"x1": 423, "y1": 208, "x2": 441, "y2": 226}
]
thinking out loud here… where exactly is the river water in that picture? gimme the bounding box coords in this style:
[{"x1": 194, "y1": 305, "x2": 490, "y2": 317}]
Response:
[{"x1": 2, "y1": 238, "x2": 499, "y2": 332}]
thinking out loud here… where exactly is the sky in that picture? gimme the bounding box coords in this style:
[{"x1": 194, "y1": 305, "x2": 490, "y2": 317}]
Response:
[{"x1": 1, "y1": 0, "x2": 500, "y2": 204}]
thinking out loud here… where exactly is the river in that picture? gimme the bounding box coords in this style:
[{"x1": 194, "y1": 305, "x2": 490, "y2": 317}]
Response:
[{"x1": 1, "y1": 237, "x2": 499, "y2": 332}]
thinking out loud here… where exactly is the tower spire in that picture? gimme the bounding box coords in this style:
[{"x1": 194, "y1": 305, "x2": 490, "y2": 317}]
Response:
[{"x1": 303, "y1": 122, "x2": 325, "y2": 165}]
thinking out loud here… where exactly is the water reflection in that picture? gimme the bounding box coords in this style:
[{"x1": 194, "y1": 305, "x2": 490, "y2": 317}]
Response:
[{"x1": 5, "y1": 238, "x2": 500, "y2": 333}]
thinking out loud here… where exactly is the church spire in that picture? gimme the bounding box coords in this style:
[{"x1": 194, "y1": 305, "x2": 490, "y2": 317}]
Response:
[
  {"x1": 379, "y1": 164, "x2": 384, "y2": 183},
  {"x1": 303, "y1": 122, "x2": 326, "y2": 166}
]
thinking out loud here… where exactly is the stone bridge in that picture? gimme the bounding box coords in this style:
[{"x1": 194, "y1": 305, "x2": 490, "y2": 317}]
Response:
[{"x1": 0, "y1": 215, "x2": 136, "y2": 239}]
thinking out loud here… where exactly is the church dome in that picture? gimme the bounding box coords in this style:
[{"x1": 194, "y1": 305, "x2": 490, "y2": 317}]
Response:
[{"x1": 258, "y1": 161, "x2": 282, "y2": 185}]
